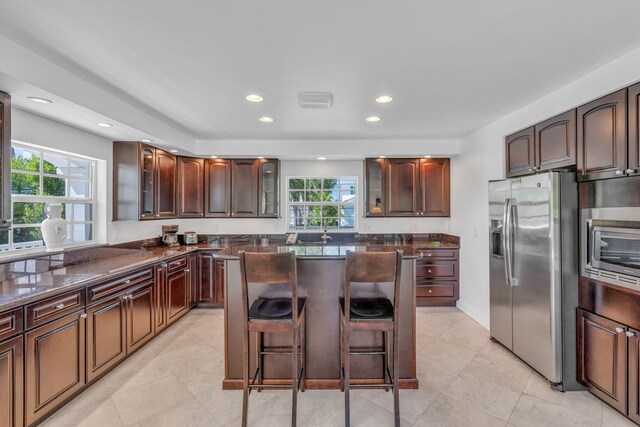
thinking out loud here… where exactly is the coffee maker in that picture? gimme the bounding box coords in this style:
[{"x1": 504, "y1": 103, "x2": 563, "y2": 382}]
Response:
[{"x1": 162, "y1": 224, "x2": 180, "y2": 247}]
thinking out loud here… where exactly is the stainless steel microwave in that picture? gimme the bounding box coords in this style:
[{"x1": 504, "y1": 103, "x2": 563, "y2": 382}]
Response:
[{"x1": 581, "y1": 207, "x2": 640, "y2": 290}]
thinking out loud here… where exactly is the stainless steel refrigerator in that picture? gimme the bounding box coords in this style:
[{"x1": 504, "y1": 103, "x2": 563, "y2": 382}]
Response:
[{"x1": 489, "y1": 171, "x2": 581, "y2": 391}]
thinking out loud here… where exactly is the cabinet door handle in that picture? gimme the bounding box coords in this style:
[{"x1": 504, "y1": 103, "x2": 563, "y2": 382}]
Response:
[
  {"x1": 616, "y1": 327, "x2": 625, "y2": 333},
  {"x1": 185, "y1": 269, "x2": 190, "y2": 272},
  {"x1": 615, "y1": 170, "x2": 624, "y2": 176},
  {"x1": 55, "y1": 303, "x2": 65, "y2": 310},
  {"x1": 428, "y1": 269, "x2": 432, "y2": 273},
  {"x1": 427, "y1": 253, "x2": 432, "y2": 257},
  {"x1": 124, "y1": 280, "x2": 131, "y2": 285},
  {"x1": 80, "y1": 313, "x2": 87, "y2": 319},
  {"x1": 428, "y1": 289, "x2": 432, "y2": 293},
  {"x1": 627, "y1": 331, "x2": 637, "y2": 338},
  {"x1": 626, "y1": 169, "x2": 635, "y2": 175}
]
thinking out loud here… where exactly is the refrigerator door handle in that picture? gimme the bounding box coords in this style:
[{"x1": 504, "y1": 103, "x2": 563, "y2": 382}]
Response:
[{"x1": 503, "y1": 198, "x2": 512, "y2": 286}]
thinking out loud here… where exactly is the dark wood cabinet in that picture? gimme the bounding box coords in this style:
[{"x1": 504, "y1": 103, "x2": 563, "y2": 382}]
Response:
[
  {"x1": 420, "y1": 158, "x2": 450, "y2": 217},
  {"x1": 177, "y1": 156, "x2": 204, "y2": 218},
  {"x1": 154, "y1": 263, "x2": 167, "y2": 333},
  {"x1": 365, "y1": 158, "x2": 386, "y2": 216},
  {"x1": 113, "y1": 141, "x2": 177, "y2": 220},
  {"x1": 188, "y1": 254, "x2": 198, "y2": 307},
  {"x1": 577, "y1": 89, "x2": 627, "y2": 181},
  {"x1": 166, "y1": 269, "x2": 189, "y2": 325},
  {"x1": 385, "y1": 159, "x2": 420, "y2": 216},
  {"x1": 197, "y1": 253, "x2": 224, "y2": 306},
  {"x1": 126, "y1": 283, "x2": 155, "y2": 353},
  {"x1": 626, "y1": 83, "x2": 640, "y2": 177},
  {"x1": 258, "y1": 159, "x2": 279, "y2": 218},
  {"x1": 535, "y1": 110, "x2": 577, "y2": 171},
  {"x1": 25, "y1": 311, "x2": 86, "y2": 426},
  {"x1": 86, "y1": 295, "x2": 126, "y2": 382},
  {"x1": 231, "y1": 159, "x2": 259, "y2": 217},
  {"x1": 0, "y1": 335, "x2": 23, "y2": 427},
  {"x1": 0, "y1": 91, "x2": 11, "y2": 229},
  {"x1": 204, "y1": 159, "x2": 231, "y2": 218},
  {"x1": 577, "y1": 309, "x2": 627, "y2": 413},
  {"x1": 365, "y1": 158, "x2": 450, "y2": 218},
  {"x1": 505, "y1": 127, "x2": 536, "y2": 177},
  {"x1": 629, "y1": 328, "x2": 640, "y2": 424},
  {"x1": 415, "y1": 248, "x2": 459, "y2": 306}
]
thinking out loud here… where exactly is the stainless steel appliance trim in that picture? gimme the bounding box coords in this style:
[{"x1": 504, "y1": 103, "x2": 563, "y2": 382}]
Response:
[{"x1": 581, "y1": 207, "x2": 640, "y2": 291}]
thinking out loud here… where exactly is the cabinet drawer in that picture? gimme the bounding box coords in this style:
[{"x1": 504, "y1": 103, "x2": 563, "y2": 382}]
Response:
[
  {"x1": 416, "y1": 284, "x2": 454, "y2": 298},
  {"x1": 0, "y1": 307, "x2": 23, "y2": 341},
  {"x1": 416, "y1": 262, "x2": 457, "y2": 279},
  {"x1": 418, "y1": 249, "x2": 458, "y2": 260},
  {"x1": 166, "y1": 256, "x2": 188, "y2": 273},
  {"x1": 87, "y1": 268, "x2": 154, "y2": 305},
  {"x1": 26, "y1": 290, "x2": 85, "y2": 329}
]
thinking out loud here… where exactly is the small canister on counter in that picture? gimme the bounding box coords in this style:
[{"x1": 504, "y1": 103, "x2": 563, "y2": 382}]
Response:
[{"x1": 184, "y1": 231, "x2": 198, "y2": 245}]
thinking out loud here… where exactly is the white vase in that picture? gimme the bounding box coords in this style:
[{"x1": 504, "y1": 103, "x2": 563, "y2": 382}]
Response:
[{"x1": 41, "y1": 203, "x2": 67, "y2": 251}]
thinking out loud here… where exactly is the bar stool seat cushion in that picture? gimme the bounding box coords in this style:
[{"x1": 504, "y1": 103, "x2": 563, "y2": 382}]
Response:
[
  {"x1": 249, "y1": 298, "x2": 305, "y2": 320},
  {"x1": 340, "y1": 297, "x2": 394, "y2": 320}
]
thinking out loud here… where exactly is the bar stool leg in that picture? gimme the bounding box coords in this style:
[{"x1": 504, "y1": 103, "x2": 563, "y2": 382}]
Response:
[
  {"x1": 343, "y1": 324, "x2": 351, "y2": 427},
  {"x1": 257, "y1": 332, "x2": 264, "y2": 392},
  {"x1": 393, "y1": 330, "x2": 400, "y2": 427},
  {"x1": 242, "y1": 332, "x2": 250, "y2": 427},
  {"x1": 292, "y1": 325, "x2": 299, "y2": 427},
  {"x1": 301, "y1": 314, "x2": 306, "y2": 392},
  {"x1": 383, "y1": 331, "x2": 389, "y2": 392}
]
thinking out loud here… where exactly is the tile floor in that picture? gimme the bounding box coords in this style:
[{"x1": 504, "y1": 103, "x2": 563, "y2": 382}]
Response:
[{"x1": 41, "y1": 307, "x2": 635, "y2": 427}]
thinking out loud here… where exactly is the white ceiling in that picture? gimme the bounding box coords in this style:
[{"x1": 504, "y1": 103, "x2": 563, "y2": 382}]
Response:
[{"x1": 1, "y1": 0, "x2": 640, "y2": 145}]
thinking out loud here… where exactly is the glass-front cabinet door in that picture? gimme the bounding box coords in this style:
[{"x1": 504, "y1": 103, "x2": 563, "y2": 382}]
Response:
[
  {"x1": 365, "y1": 158, "x2": 385, "y2": 217},
  {"x1": 258, "y1": 159, "x2": 279, "y2": 218},
  {"x1": 140, "y1": 146, "x2": 155, "y2": 219}
]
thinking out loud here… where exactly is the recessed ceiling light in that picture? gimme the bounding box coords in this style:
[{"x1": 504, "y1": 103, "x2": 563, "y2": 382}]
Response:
[
  {"x1": 375, "y1": 95, "x2": 393, "y2": 104},
  {"x1": 257, "y1": 156, "x2": 265, "y2": 159},
  {"x1": 97, "y1": 122, "x2": 113, "y2": 128},
  {"x1": 170, "y1": 149, "x2": 178, "y2": 153},
  {"x1": 366, "y1": 116, "x2": 381, "y2": 122},
  {"x1": 424, "y1": 155, "x2": 432, "y2": 158},
  {"x1": 259, "y1": 116, "x2": 274, "y2": 123},
  {"x1": 246, "y1": 94, "x2": 264, "y2": 103},
  {"x1": 210, "y1": 155, "x2": 218, "y2": 159},
  {"x1": 28, "y1": 97, "x2": 52, "y2": 104},
  {"x1": 317, "y1": 156, "x2": 327, "y2": 160},
  {"x1": 379, "y1": 155, "x2": 386, "y2": 158},
  {"x1": 140, "y1": 139, "x2": 152, "y2": 143}
]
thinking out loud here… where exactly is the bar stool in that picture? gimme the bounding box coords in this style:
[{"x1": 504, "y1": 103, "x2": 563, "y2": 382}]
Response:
[
  {"x1": 239, "y1": 251, "x2": 306, "y2": 427},
  {"x1": 340, "y1": 250, "x2": 402, "y2": 427}
]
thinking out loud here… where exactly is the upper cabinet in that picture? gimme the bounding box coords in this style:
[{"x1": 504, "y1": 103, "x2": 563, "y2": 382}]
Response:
[
  {"x1": 535, "y1": 110, "x2": 576, "y2": 171},
  {"x1": 505, "y1": 127, "x2": 536, "y2": 178},
  {"x1": 0, "y1": 92, "x2": 11, "y2": 228},
  {"x1": 364, "y1": 157, "x2": 450, "y2": 218},
  {"x1": 258, "y1": 159, "x2": 279, "y2": 218},
  {"x1": 626, "y1": 83, "x2": 640, "y2": 177},
  {"x1": 577, "y1": 89, "x2": 628, "y2": 181},
  {"x1": 364, "y1": 158, "x2": 386, "y2": 217},
  {"x1": 386, "y1": 158, "x2": 421, "y2": 216},
  {"x1": 113, "y1": 141, "x2": 177, "y2": 220},
  {"x1": 231, "y1": 159, "x2": 258, "y2": 217},
  {"x1": 177, "y1": 156, "x2": 204, "y2": 218},
  {"x1": 203, "y1": 158, "x2": 280, "y2": 219}
]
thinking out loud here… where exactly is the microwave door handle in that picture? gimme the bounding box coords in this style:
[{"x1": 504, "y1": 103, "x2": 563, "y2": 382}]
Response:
[{"x1": 503, "y1": 198, "x2": 512, "y2": 286}]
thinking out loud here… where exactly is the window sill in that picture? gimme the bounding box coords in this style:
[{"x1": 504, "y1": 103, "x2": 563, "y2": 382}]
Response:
[{"x1": 0, "y1": 242, "x2": 106, "y2": 263}]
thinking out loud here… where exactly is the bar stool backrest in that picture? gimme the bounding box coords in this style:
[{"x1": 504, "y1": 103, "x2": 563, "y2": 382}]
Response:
[
  {"x1": 344, "y1": 250, "x2": 403, "y2": 322},
  {"x1": 239, "y1": 251, "x2": 299, "y2": 323}
]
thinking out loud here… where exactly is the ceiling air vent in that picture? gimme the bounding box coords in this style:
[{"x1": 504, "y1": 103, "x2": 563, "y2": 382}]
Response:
[{"x1": 298, "y1": 92, "x2": 333, "y2": 109}]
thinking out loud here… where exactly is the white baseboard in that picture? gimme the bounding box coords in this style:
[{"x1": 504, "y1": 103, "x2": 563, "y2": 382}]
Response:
[{"x1": 456, "y1": 300, "x2": 489, "y2": 330}]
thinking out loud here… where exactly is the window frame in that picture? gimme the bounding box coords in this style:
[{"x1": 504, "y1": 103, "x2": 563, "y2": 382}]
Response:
[
  {"x1": 4, "y1": 141, "x2": 97, "y2": 252},
  {"x1": 286, "y1": 176, "x2": 358, "y2": 233}
]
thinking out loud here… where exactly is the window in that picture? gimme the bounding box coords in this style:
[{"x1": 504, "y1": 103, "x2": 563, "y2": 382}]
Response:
[
  {"x1": 287, "y1": 177, "x2": 357, "y2": 231},
  {"x1": 1, "y1": 143, "x2": 95, "y2": 251}
]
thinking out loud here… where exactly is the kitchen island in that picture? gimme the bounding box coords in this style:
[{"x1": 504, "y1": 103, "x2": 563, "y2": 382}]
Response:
[{"x1": 217, "y1": 244, "x2": 422, "y2": 390}]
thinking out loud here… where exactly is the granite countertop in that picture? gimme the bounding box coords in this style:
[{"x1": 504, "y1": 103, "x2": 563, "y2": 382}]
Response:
[{"x1": 0, "y1": 239, "x2": 457, "y2": 312}]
